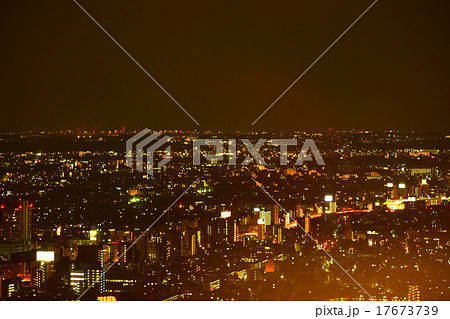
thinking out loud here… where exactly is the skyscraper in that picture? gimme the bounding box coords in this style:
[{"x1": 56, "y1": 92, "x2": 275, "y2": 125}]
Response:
[
  {"x1": 305, "y1": 216, "x2": 311, "y2": 234},
  {"x1": 0, "y1": 200, "x2": 33, "y2": 259}
]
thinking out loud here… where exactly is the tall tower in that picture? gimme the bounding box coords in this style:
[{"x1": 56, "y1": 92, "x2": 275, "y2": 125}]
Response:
[{"x1": 20, "y1": 200, "x2": 33, "y2": 252}]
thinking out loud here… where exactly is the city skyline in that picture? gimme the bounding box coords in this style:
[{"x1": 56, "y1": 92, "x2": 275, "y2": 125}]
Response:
[{"x1": 0, "y1": 130, "x2": 448, "y2": 300}]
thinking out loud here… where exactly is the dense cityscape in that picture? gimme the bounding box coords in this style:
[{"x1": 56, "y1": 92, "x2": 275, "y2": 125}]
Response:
[
  {"x1": 1, "y1": 2, "x2": 449, "y2": 317},
  {"x1": 0, "y1": 129, "x2": 448, "y2": 301}
]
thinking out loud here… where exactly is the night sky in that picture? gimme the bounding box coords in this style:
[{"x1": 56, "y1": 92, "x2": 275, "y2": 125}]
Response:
[{"x1": 1, "y1": 0, "x2": 449, "y2": 132}]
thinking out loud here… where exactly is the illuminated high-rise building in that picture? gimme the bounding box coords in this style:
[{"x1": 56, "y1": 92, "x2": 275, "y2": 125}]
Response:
[
  {"x1": 21, "y1": 201, "x2": 33, "y2": 252},
  {"x1": 305, "y1": 216, "x2": 311, "y2": 233},
  {"x1": 34, "y1": 251, "x2": 55, "y2": 288},
  {"x1": 74, "y1": 245, "x2": 105, "y2": 295},
  {"x1": 329, "y1": 201, "x2": 337, "y2": 213},
  {"x1": 259, "y1": 209, "x2": 271, "y2": 226},
  {"x1": 70, "y1": 270, "x2": 84, "y2": 294},
  {"x1": 270, "y1": 204, "x2": 280, "y2": 224},
  {"x1": 85, "y1": 269, "x2": 105, "y2": 294},
  {"x1": 277, "y1": 227, "x2": 283, "y2": 243},
  {"x1": 284, "y1": 213, "x2": 290, "y2": 227},
  {"x1": 407, "y1": 285, "x2": 420, "y2": 301},
  {"x1": 181, "y1": 230, "x2": 198, "y2": 257}
]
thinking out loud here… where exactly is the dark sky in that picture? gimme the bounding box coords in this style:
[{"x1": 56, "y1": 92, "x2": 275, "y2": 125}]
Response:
[{"x1": 1, "y1": 0, "x2": 449, "y2": 132}]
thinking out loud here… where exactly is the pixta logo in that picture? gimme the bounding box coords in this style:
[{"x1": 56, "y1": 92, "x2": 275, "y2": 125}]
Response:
[
  {"x1": 193, "y1": 138, "x2": 325, "y2": 166},
  {"x1": 126, "y1": 129, "x2": 172, "y2": 176},
  {"x1": 126, "y1": 129, "x2": 325, "y2": 174}
]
